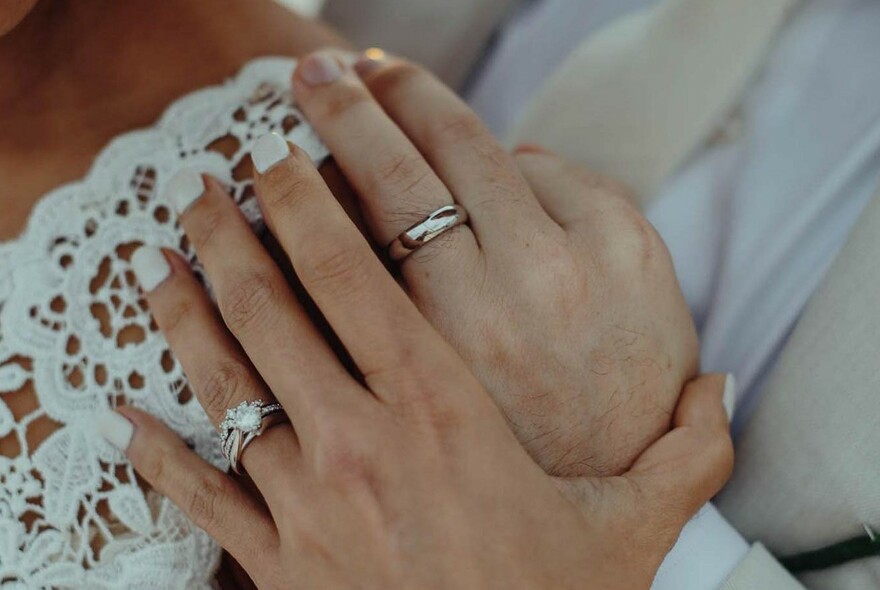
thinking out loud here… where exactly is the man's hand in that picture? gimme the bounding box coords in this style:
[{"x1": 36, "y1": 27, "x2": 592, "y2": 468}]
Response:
[
  {"x1": 292, "y1": 50, "x2": 698, "y2": 477},
  {"x1": 113, "y1": 132, "x2": 732, "y2": 587}
]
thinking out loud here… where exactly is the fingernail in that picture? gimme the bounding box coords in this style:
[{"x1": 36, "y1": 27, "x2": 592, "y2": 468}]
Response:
[
  {"x1": 166, "y1": 167, "x2": 205, "y2": 213},
  {"x1": 722, "y1": 373, "x2": 736, "y2": 422},
  {"x1": 252, "y1": 132, "x2": 290, "y2": 173},
  {"x1": 513, "y1": 143, "x2": 552, "y2": 155},
  {"x1": 299, "y1": 51, "x2": 343, "y2": 86},
  {"x1": 131, "y1": 246, "x2": 171, "y2": 292},
  {"x1": 354, "y1": 47, "x2": 387, "y2": 77},
  {"x1": 96, "y1": 410, "x2": 134, "y2": 451}
]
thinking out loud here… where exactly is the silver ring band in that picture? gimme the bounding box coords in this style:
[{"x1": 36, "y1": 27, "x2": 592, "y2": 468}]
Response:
[
  {"x1": 219, "y1": 400, "x2": 287, "y2": 475},
  {"x1": 387, "y1": 204, "x2": 469, "y2": 262}
]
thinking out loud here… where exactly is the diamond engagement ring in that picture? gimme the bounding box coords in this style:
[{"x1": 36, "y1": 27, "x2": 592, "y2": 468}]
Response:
[
  {"x1": 387, "y1": 204, "x2": 469, "y2": 262},
  {"x1": 220, "y1": 400, "x2": 287, "y2": 474}
]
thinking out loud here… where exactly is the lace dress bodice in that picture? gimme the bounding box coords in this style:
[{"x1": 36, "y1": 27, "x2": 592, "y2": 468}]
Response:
[{"x1": 0, "y1": 57, "x2": 327, "y2": 589}]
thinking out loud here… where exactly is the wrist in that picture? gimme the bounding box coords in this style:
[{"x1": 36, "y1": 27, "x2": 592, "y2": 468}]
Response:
[{"x1": 651, "y1": 503, "x2": 749, "y2": 590}]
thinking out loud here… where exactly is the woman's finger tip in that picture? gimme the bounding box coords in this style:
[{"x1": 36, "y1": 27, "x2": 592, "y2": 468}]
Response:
[{"x1": 96, "y1": 409, "x2": 135, "y2": 452}]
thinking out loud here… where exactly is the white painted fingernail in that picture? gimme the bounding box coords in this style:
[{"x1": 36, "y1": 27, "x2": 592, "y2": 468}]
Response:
[
  {"x1": 252, "y1": 132, "x2": 290, "y2": 173},
  {"x1": 722, "y1": 373, "x2": 736, "y2": 422},
  {"x1": 299, "y1": 51, "x2": 344, "y2": 85},
  {"x1": 131, "y1": 246, "x2": 171, "y2": 292},
  {"x1": 96, "y1": 411, "x2": 134, "y2": 451},
  {"x1": 166, "y1": 167, "x2": 205, "y2": 213}
]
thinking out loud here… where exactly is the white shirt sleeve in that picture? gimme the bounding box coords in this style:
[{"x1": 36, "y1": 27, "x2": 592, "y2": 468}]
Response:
[{"x1": 651, "y1": 503, "x2": 750, "y2": 590}]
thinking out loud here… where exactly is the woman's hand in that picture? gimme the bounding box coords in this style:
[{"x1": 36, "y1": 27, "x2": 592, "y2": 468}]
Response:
[
  {"x1": 288, "y1": 50, "x2": 699, "y2": 477},
  {"x1": 104, "y1": 136, "x2": 732, "y2": 588}
]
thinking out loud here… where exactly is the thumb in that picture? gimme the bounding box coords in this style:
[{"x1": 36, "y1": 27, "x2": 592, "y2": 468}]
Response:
[
  {"x1": 623, "y1": 373, "x2": 734, "y2": 522},
  {"x1": 553, "y1": 373, "x2": 734, "y2": 530}
]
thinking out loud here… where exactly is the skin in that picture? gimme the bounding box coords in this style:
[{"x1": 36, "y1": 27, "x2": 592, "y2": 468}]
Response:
[
  {"x1": 288, "y1": 51, "x2": 700, "y2": 477},
  {"x1": 0, "y1": 0, "x2": 345, "y2": 241},
  {"x1": 1, "y1": 3, "x2": 719, "y2": 585},
  {"x1": 118, "y1": 52, "x2": 733, "y2": 584},
  {"x1": 0, "y1": 0, "x2": 37, "y2": 36}
]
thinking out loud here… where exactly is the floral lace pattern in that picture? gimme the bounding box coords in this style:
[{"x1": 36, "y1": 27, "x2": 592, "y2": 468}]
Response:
[{"x1": 0, "y1": 58, "x2": 327, "y2": 589}]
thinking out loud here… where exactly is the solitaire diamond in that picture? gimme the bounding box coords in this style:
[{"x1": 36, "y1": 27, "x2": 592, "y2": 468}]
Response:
[
  {"x1": 226, "y1": 402, "x2": 262, "y2": 432},
  {"x1": 217, "y1": 400, "x2": 285, "y2": 475}
]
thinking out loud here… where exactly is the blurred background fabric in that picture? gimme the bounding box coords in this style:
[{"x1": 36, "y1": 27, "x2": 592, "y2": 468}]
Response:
[
  {"x1": 275, "y1": 0, "x2": 325, "y2": 18},
  {"x1": 321, "y1": 0, "x2": 520, "y2": 88}
]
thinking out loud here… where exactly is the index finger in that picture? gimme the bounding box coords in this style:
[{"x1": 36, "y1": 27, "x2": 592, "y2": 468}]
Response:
[{"x1": 251, "y1": 133, "x2": 458, "y2": 403}]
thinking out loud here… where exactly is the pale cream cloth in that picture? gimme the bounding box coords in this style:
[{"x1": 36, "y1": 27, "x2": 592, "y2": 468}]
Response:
[
  {"x1": 716, "y1": 180, "x2": 880, "y2": 590},
  {"x1": 322, "y1": 0, "x2": 517, "y2": 87},
  {"x1": 511, "y1": 0, "x2": 799, "y2": 202},
  {"x1": 721, "y1": 544, "x2": 803, "y2": 590}
]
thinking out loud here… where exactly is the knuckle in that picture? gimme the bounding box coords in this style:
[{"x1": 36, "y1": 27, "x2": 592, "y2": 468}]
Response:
[
  {"x1": 140, "y1": 443, "x2": 173, "y2": 487},
  {"x1": 569, "y1": 163, "x2": 633, "y2": 200},
  {"x1": 199, "y1": 361, "x2": 252, "y2": 419},
  {"x1": 517, "y1": 240, "x2": 583, "y2": 306},
  {"x1": 258, "y1": 145, "x2": 317, "y2": 204},
  {"x1": 368, "y1": 152, "x2": 447, "y2": 228},
  {"x1": 156, "y1": 297, "x2": 195, "y2": 336},
  {"x1": 533, "y1": 237, "x2": 576, "y2": 275},
  {"x1": 381, "y1": 365, "x2": 463, "y2": 434},
  {"x1": 316, "y1": 83, "x2": 372, "y2": 122},
  {"x1": 611, "y1": 210, "x2": 669, "y2": 274},
  {"x1": 322, "y1": 440, "x2": 370, "y2": 481},
  {"x1": 605, "y1": 178, "x2": 635, "y2": 203},
  {"x1": 475, "y1": 170, "x2": 528, "y2": 211},
  {"x1": 300, "y1": 243, "x2": 370, "y2": 296},
  {"x1": 569, "y1": 165, "x2": 608, "y2": 191},
  {"x1": 434, "y1": 111, "x2": 487, "y2": 146},
  {"x1": 365, "y1": 60, "x2": 424, "y2": 102},
  {"x1": 182, "y1": 470, "x2": 230, "y2": 528},
  {"x1": 417, "y1": 396, "x2": 462, "y2": 434},
  {"x1": 221, "y1": 272, "x2": 277, "y2": 334},
  {"x1": 632, "y1": 217, "x2": 668, "y2": 268},
  {"x1": 189, "y1": 207, "x2": 230, "y2": 253},
  {"x1": 393, "y1": 394, "x2": 460, "y2": 434},
  {"x1": 313, "y1": 416, "x2": 375, "y2": 484},
  {"x1": 373, "y1": 151, "x2": 432, "y2": 195},
  {"x1": 259, "y1": 160, "x2": 314, "y2": 213}
]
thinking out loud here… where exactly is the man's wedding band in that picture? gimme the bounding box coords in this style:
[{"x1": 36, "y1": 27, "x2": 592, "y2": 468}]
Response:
[
  {"x1": 219, "y1": 400, "x2": 286, "y2": 475},
  {"x1": 387, "y1": 204, "x2": 469, "y2": 262}
]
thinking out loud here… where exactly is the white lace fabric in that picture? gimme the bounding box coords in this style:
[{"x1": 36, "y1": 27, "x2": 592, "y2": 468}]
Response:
[{"x1": 0, "y1": 57, "x2": 327, "y2": 589}]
